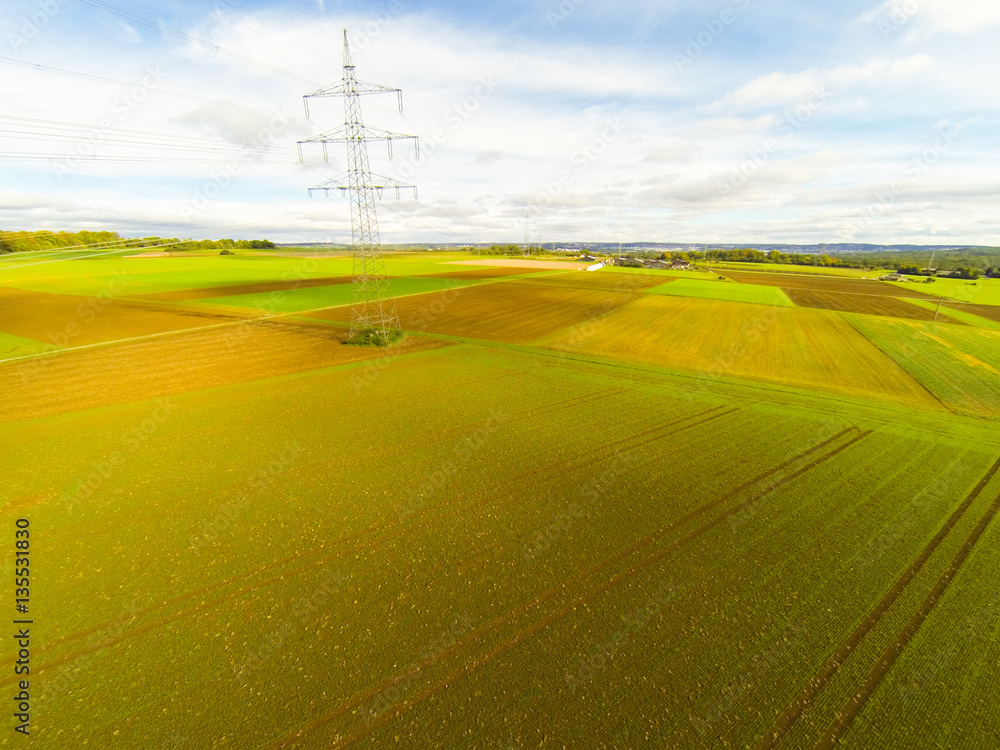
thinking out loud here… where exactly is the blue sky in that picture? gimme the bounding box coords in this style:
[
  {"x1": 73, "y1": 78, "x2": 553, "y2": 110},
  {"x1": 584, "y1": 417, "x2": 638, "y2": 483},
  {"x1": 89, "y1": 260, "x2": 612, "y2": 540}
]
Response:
[{"x1": 1, "y1": 0, "x2": 998, "y2": 245}]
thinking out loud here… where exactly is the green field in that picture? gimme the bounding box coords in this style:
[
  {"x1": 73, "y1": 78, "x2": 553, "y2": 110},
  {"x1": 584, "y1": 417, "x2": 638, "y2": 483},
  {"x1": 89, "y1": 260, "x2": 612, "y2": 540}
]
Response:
[
  {"x1": 3, "y1": 252, "x2": 999, "y2": 749},
  {"x1": 702, "y1": 261, "x2": 879, "y2": 278},
  {"x1": 648, "y1": 278, "x2": 795, "y2": 306},
  {"x1": 846, "y1": 315, "x2": 1000, "y2": 418},
  {"x1": 888, "y1": 277, "x2": 1000, "y2": 305},
  {"x1": 197, "y1": 276, "x2": 485, "y2": 314}
]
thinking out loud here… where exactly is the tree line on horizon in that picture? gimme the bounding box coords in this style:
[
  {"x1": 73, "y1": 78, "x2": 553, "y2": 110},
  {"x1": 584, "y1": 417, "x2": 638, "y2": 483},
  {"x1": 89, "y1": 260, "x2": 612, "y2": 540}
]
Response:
[
  {"x1": 0, "y1": 230, "x2": 275, "y2": 254},
  {"x1": 457, "y1": 244, "x2": 997, "y2": 276}
]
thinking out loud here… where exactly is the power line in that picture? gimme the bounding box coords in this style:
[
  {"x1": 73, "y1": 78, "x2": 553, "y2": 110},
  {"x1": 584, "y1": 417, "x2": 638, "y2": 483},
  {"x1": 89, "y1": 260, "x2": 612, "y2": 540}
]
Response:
[
  {"x1": 0, "y1": 56, "x2": 295, "y2": 118},
  {"x1": 75, "y1": 0, "x2": 320, "y2": 86}
]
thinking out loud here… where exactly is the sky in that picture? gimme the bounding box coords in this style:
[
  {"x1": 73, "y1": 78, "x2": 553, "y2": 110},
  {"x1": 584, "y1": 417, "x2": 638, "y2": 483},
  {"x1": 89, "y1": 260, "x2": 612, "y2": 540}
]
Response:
[{"x1": 1, "y1": 0, "x2": 998, "y2": 245}]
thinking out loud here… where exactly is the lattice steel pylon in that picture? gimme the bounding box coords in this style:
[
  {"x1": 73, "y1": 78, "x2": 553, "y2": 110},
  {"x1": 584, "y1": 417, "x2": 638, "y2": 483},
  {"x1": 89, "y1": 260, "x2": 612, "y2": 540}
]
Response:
[{"x1": 297, "y1": 30, "x2": 418, "y2": 346}]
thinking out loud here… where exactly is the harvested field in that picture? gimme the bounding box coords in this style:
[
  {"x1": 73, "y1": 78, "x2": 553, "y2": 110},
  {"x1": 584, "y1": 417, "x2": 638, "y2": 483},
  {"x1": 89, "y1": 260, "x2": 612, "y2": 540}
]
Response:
[
  {"x1": 722, "y1": 271, "x2": 940, "y2": 299},
  {"x1": 539, "y1": 294, "x2": 942, "y2": 409},
  {"x1": 0, "y1": 284, "x2": 246, "y2": 347},
  {"x1": 0, "y1": 320, "x2": 448, "y2": 421},
  {"x1": 135, "y1": 275, "x2": 354, "y2": 302},
  {"x1": 784, "y1": 288, "x2": 967, "y2": 322},
  {"x1": 307, "y1": 281, "x2": 646, "y2": 344}
]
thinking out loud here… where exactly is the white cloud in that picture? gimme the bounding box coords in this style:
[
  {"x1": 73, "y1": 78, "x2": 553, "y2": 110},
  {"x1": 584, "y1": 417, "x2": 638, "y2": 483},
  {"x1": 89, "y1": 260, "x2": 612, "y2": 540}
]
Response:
[
  {"x1": 859, "y1": 0, "x2": 1000, "y2": 39},
  {"x1": 704, "y1": 56, "x2": 934, "y2": 113}
]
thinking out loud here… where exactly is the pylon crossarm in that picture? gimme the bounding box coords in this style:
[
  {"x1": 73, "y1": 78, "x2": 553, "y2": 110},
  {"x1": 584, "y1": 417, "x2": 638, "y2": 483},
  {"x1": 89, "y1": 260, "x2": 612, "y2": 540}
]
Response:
[{"x1": 305, "y1": 80, "x2": 403, "y2": 100}]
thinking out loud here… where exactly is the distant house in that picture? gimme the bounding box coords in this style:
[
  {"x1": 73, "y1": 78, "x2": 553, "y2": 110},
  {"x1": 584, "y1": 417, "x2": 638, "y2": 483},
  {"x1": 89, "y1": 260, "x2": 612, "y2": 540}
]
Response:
[
  {"x1": 578, "y1": 254, "x2": 598, "y2": 263},
  {"x1": 669, "y1": 260, "x2": 691, "y2": 270},
  {"x1": 880, "y1": 273, "x2": 905, "y2": 281},
  {"x1": 644, "y1": 259, "x2": 669, "y2": 269},
  {"x1": 614, "y1": 257, "x2": 644, "y2": 268}
]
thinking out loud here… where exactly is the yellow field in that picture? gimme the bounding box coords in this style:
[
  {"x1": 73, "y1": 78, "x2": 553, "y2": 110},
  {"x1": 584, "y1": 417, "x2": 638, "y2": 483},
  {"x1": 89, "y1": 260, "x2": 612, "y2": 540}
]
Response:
[{"x1": 538, "y1": 294, "x2": 943, "y2": 409}]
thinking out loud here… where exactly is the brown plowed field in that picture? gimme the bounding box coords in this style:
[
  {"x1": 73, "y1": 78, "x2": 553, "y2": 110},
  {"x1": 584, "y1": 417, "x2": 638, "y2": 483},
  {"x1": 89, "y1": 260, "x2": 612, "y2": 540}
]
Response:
[
  {"x1": 721, "y1": 271, "x2": 940, "y2": 299},
  {"x1": 944, "y1": 302, "x2": 1000, "y2": 323},
  {"x1": 784, "y1": 288, "x2": 967, "y2": 323},
  {"x1": 0, "y1": 320, "x2": 448, "y2": 421},
  {"x1": 307, "y1": 281, "x2": 645, "y2": 344},
  {"x1": 0, "y1": 285, "x2": 247, "y2": 347}
]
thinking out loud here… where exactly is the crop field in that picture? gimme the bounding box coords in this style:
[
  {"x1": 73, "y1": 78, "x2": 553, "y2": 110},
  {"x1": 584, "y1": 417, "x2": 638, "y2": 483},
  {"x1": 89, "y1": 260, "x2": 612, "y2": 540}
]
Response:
[
  {"x1": 703, "y1": 262, "x2": 876, "y2": 278},
  {"x1": 902, "y1": 298, "x2": 1000, "y2": 329},
  {"x1": 943, "y1": 302, "x2": 1000, "y2": 325},
  {"x1": 779, "y1": 287, "x2": 964, "y2": 322},
  {"x1": 538, "y1": 293, "x2": 941, "y2": 408},
  {"x1": 887, "y1": 277, "x2": 1000, "y2": 306},
  {"x1": 721, "y1": 269, "x2": 941, "y2": 299},
  {"x1": 0, "y1": 283, "x2": 248, "y2": 350},
  {"x1": 847, "y1": 315, "x2": 1000, "y2": 418},
  {"x1": 3, "y1": 253, "x2": 1000, "y2": 749},
  {"x1": 648, "y1": 278, "x2": 795, "y2": 306},
  {"x1": 307, "y1": 278, "x2": 649, "y2": 344}
]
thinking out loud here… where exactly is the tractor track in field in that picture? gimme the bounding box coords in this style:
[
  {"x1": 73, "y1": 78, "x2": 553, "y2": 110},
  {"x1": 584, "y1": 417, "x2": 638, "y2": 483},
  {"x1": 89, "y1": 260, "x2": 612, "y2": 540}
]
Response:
[
  {"x1": 260, "y1": 428, "x2": 869, "y2": 749},
  {"x1": 14, "y1": 405, "x2": 735, "y2": 680},
  {"x1": 19, "y1": 386, "x2": 657, "y2": 656},
  {"x1": 755, "y1": 454, "x2": 1000, "y2": 750},
  {"x1": 813, "y1": 483, "x2": 1000, "y2": 749}
]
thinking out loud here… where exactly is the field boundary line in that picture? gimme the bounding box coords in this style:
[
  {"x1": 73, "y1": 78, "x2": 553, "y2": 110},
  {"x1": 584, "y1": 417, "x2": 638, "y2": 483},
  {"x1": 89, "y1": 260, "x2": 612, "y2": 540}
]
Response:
[
  {"x1": 754, "y1": 453, "x2": 1000, "y2": 750},
  {"x1": 841, "y1": 314, "x2": 955, "y2": 415},
  {"x1": 318, "y1": 431, "x2": 873, "y2": 749},
  {"x1": 258, "y1": 427, "x2": 868, "y2": 749},
  {"x1": 814, "y1": 484, "x2": 1000, "y2": 749}
]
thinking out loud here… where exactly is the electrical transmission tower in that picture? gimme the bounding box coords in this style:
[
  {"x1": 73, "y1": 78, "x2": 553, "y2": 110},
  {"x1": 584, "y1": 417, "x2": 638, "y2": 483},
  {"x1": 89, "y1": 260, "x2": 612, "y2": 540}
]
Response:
[{"x1": 298, "y1": 30, "x2": 418, "y2": 346}]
